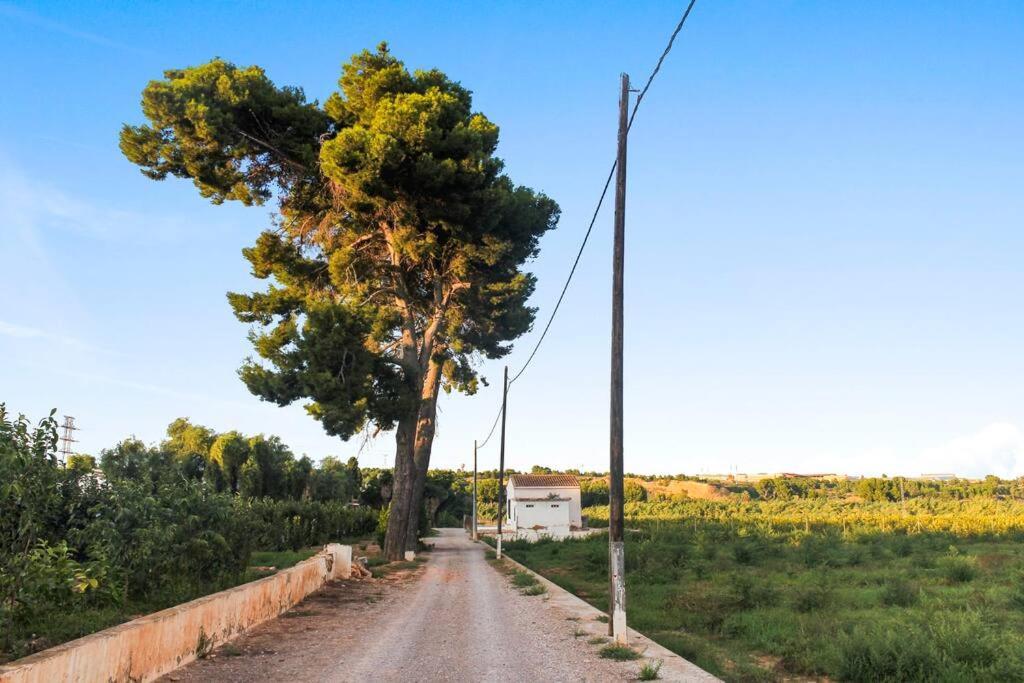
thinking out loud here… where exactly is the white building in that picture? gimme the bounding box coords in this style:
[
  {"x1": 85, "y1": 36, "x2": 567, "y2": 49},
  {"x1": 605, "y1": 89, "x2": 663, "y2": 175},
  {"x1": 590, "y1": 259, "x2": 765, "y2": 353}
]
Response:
[{"x1": 505, "y1": 474, "x2": 582, "y2": 539}]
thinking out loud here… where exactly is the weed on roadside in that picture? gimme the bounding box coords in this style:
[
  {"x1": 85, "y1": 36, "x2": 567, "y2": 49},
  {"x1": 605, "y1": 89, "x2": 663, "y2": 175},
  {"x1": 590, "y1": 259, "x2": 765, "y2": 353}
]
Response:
[
  {"x1": 638, "y1": 659, "x2": 663, "y2": 680},
  {"x1": 600, "y1": 644, "x2": 642, "y2": 661},
  {"x1": 512, "y1": 571, "x2": 538, "y2": 587}
]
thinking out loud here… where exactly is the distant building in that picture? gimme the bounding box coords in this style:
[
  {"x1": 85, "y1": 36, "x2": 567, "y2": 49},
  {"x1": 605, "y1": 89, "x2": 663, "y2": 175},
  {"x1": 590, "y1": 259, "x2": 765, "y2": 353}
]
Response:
[
  {"x1": 505, "y1": 474, "x2": 582, "y2": 539},
  {"x1": 920, "y1": 473, "x2": 958, "y2": 481}
]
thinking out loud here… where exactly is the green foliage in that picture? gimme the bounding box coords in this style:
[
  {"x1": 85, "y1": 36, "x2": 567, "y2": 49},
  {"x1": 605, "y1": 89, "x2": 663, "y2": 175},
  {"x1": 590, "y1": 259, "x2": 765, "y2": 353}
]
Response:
[
  {"x1": 120, "y1": 58, "x2": 327, "y2": 206},
  {"x1": 881, "y1": 578, "x2": 919, "y2": 607},
  {"x1": 837, "y1": 612, "x2": 1024, "y2": 682},
  {"x1": 245, "y1": 498, "x2": 375, "y2": 552},
  {"x1": 599, "y1": 644, "x2": 642, "y2": 661},
  {"x1": 124, "y1": 47, "x2": 561, "y2": 559},
  {"x1": 500, "y1": 497, "x2": 1024, "y2": 682},
  {"x1": 511, "y1": 570, "x2": 538, "y2": 588},
  {"x1": 376, "y1": 506, "x2": 390, "y2": 547},
  {"x1": 0, "y1": 406, "x2": 377, "y2": 662},
  {"x1": 581, "y1": 478, "x2": 609, "y2": 506},
  {"x1": 209, "y1": 431, "x2": 250, "y2": 493},
  {"x1": 477, "y1": 478, "x2": 500, "y2": 503},
  {"x1": 65, "y1": 454, "x2": 96, "y2": 473},
  {"x1": 938, "y1": 555, "x2": 978, "y2": 584},
  {"x1": 638, "y1": 660, "x2": 663, "y2": 680},
  {"x1": 247, "y1": 548, "x2": 318, "y2": 570}
]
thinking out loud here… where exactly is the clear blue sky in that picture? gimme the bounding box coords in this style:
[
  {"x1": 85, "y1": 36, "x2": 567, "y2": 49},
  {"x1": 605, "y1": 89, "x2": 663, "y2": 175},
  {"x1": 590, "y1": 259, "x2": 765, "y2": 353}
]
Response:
[{"x1": 3, "y1": 1, "x2": 1022, "y2": 477}]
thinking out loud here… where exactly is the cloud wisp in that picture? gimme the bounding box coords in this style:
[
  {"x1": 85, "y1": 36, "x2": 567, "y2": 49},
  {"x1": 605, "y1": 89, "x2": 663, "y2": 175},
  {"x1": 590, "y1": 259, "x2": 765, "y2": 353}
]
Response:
[
  {"x1": 0, "y1": 2, "x2": 151, "y2": 55},
  {"x1": 0, "y1": 320, "x2": 101, "y2": 353},
  {"x1": 0, "y1": 159, "x2": 193, "y2": 246}
]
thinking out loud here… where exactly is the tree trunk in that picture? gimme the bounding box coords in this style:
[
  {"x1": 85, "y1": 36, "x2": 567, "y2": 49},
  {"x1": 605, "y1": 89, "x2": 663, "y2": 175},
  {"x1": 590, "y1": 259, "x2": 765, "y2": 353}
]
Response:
[
  {"x1": 383, "y1": 412, "x2": 416, "y2": 560},
  {"x1": 405, "y1": 359, "x2": 444, "y2": 550}
]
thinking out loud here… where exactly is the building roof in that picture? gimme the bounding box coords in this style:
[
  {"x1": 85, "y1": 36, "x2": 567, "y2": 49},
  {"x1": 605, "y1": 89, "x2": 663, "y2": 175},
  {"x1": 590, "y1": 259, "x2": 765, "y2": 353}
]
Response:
[
  {"x1": 508, "y1": 474, "x2": 580, "y2": 488},
  {"x1": 513, "y1": 496, "x2": 572, "y2": 502}
]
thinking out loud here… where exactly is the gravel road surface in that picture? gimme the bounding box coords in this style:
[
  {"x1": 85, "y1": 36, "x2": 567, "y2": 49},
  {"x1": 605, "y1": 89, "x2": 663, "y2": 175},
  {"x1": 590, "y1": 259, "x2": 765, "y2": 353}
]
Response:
[{"x1": 163, "y1": 529, "x2": 644, "y2": 682}]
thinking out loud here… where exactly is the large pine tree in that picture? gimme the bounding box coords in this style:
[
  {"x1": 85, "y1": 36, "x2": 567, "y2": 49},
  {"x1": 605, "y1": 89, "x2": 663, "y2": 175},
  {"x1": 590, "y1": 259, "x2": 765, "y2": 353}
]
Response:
[{"x1": 121, "y1": 44, "x2": 559, "y2": 558}]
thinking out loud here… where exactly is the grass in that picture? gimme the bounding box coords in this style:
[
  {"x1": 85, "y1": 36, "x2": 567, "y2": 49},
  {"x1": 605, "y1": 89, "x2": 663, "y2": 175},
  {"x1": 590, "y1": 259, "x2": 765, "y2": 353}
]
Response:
[
  {"x1": 638, "y1": 659, "x2": 663, "y2": 680},
  {"x1": 599, "y1": 644, "x2": 642, "y2": 661},
  {"x1": 248, "y1": 547, "x2": 319, "y2": 570},
  {"x1": 370, "y1": 559, "x2": 422, "y2": 577},
  {"x1": 499, "y1": 504, "x2": 1024, "y2": 682},
  {"x1": 511, "y1": 570, "x2": 538, "y2": 587}
]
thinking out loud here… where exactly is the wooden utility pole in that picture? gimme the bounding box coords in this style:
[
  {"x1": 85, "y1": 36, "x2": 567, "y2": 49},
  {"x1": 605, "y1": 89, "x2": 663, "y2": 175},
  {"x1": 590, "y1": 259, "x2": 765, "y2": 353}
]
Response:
[
  {"x1": 472, "y1": 440, "x2": 479, "y2": 541},
  {"x1": 608, "y1": 72, "x2": 629, "y2": 644},
  {"x1": 496, "y1": 365, "x2": 509, "y2": 559}
]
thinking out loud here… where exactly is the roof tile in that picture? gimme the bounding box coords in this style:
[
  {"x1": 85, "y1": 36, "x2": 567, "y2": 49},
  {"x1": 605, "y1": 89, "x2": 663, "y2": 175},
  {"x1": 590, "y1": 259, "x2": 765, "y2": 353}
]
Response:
[{"x1": 508, "y1": 474, "x2": 580, "y2": 488}]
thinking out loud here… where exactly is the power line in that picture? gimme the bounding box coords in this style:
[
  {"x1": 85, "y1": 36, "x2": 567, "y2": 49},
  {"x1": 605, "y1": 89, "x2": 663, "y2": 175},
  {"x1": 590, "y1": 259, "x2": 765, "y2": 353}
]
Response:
[
  {"x1": 507, "y1": 0, "x2": 697, "y2": 386},
  {"x1": 628, "y1": 0, "x2": 698, "y2": 132},
  {"x1": 478, "y1": 1, "x2": 698, "y2": 442},
  {"x1": 476, "y1": 400, "x2": 504, "y2": 449}
]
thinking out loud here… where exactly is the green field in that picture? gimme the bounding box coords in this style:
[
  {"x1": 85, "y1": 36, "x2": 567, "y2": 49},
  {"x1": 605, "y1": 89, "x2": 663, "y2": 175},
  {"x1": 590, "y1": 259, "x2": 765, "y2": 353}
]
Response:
[{"x1": 500, "y1": 499, "x2": 1024, "y2": 682}]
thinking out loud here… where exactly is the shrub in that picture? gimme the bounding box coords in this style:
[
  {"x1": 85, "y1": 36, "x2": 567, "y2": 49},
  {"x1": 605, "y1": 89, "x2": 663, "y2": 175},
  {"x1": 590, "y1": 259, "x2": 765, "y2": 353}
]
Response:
[
  {"x1": 938, "y1": 557, "x2": 977, "y2": 584},
  {"x1": 881, "y1": 579, "x2": 919, "y2": 607},
  {"x1": 837, "y1": 613, "x2": 1024, "y2": 682},
  {"x1": 792, "y1": 583, "x2": 832, "y2": 613},
  {"x1": 730, "y1": 574, "x2": 778, "y2": 609},
  {"x1": 731, "y1": 541, "x2": 755, "y2": 565}
]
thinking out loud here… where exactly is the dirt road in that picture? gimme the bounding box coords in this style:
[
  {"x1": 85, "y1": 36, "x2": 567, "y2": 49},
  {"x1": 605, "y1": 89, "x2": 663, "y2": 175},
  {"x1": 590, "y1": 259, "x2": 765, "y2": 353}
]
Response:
[{"x1": 163, "y1": 529, "x2": 645, "y2": 682}]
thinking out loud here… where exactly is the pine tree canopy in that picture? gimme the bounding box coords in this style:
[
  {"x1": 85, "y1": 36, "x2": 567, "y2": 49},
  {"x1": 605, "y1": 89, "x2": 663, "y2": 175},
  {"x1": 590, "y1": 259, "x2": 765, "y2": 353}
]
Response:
[{"x1": 122, "y1": 43, "x2": 559, "y2": 443}]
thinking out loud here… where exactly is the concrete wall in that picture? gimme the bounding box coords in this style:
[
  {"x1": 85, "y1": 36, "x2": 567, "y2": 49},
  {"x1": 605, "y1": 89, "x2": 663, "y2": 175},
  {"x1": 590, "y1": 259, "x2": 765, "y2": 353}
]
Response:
[{"x1": 0, "y1": 544, "x2": 352, "y2": 683}]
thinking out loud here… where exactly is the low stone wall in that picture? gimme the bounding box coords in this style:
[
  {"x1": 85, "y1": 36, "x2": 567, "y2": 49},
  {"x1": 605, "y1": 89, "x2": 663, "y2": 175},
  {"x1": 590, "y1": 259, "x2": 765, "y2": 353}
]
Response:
[{"x1": 0, "y1": 544, "x2": 352, "y2": 683}]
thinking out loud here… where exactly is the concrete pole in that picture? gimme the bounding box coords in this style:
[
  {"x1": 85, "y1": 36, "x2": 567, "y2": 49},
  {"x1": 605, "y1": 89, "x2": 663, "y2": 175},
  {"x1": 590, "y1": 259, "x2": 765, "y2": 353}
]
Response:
[
  {"x1": 497, "y1": 365, "x2": 509, "y2": 559},
  {"x1": 472, "y1": 440, "x2": 478, "y2": 541},
  {"x1": 608, "y1": 72, "x2": 629, "y2": 645}
]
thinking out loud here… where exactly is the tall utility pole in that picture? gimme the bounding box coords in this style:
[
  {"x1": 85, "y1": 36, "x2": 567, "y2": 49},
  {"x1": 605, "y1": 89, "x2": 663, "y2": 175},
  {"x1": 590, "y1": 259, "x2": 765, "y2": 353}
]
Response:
[
  {"x1": 496, "y1": 365, "x2": 509, "y2": 559},
  {"x1": 608, "y1": 72, "x2": 630, "y2": 644},
  {"x1": 472, "y1": 440, "x2": 479, "y2": 541},
  {"x1": 59, "y1": 415, "x2": 79, "y2": 465}
]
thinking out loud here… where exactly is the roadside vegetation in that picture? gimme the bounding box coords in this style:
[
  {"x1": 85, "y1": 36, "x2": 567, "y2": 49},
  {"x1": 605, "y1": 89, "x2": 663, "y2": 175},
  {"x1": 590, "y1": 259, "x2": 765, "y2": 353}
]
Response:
[
  {"x1": 0, "y1": 405, "x2": 470, "y2": 663},
  {"x1": 500, "y1": 493, "x2": 1024, "y2": 682}
]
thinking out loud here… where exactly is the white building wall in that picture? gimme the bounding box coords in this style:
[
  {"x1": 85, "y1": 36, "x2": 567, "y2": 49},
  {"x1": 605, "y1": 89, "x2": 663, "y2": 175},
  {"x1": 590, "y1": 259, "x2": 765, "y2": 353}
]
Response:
[
  {"x1": 512, "y1": 500, "x2": 571, "y2": 537},
  {"x1": 506, "y1": 483, "x2": 583, "y2": 528}
]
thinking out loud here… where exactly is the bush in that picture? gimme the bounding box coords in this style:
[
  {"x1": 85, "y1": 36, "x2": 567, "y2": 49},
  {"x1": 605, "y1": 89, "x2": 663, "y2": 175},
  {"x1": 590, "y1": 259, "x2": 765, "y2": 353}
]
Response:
[
  {"x1": 837, "y1": 613, "x2": 1024, "y2": 682},
  {"x1": 938, "y1": 556, "x2": 977, "y2": 584},
  {"x1": 881, "y1": 579, "x2": 919, "y2": 607},
  {"x1": 0, "y1": 405, "x2": 379, "y2": 661},
  {"x1": 730, "y1": 574, "x2": 778, "y2": 609},
  {"x1": 792, "y1": 583, "x2": 832, "y2": 613}
]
